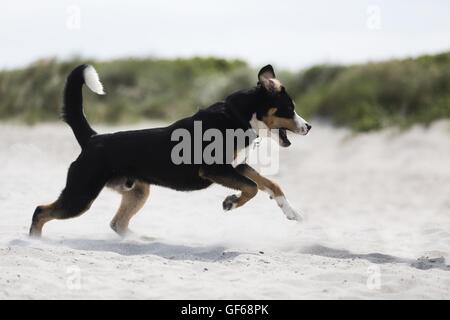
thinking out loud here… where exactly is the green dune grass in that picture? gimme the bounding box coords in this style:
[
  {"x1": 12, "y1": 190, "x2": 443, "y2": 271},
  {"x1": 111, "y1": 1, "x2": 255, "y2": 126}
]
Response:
[{"x1": 1, "y1": 52, "x2": 449, "y2": 131}]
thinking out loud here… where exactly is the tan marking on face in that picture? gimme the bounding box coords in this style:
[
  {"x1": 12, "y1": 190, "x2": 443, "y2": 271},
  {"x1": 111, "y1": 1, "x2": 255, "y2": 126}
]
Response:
[{"x1": 262, "y1": 107, "x2": 298, "y2": 131}]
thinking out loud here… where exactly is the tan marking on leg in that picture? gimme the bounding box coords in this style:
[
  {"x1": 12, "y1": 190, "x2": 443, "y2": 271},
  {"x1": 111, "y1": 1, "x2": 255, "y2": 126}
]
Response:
[
  {"x1": 222, "y1": 184, "x2": 258, "y2": 211},
  {"x1": 234, "y1": 184, "x2": 258, "y2": 208},
  {"x1": 237, "y1": 165, "x2": 284, "y2": 197},
  {"x1": 29, "y1": 197, "x2": 95, "y2": 238},
  {"x1": 200, "y1": 167, "x2": 258, "y2": 211},
  {"x1": 237, "y1": 164, "x2": 303, "y2": 220},
  {"x1": 29, "y1": 202, "x2": 59, "y2": 238},
  {"x1": 110, "y1": 181, "x2": 150, "y2": 236}
]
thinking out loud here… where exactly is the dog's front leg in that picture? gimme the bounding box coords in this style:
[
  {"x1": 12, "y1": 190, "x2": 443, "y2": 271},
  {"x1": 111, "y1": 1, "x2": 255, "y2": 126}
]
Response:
[
  {"x1": 236, "y1": 164, "x2": 303, "y2": 221},
  {"x1": 199, "y1": 165, "x2": 258, "y2": 211}
]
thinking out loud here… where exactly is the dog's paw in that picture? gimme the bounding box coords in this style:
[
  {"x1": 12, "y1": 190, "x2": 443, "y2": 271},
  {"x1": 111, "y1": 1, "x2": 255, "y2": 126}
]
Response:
[
  {"x1": 282, "y1": 205, "x2": 304, "y2": 221},
  {"x1": 275, "y1": 196, "x2": 304, "y2": 221},
  {"x1": 223, "y1": 194, "x2": 239, "y2": 211}
]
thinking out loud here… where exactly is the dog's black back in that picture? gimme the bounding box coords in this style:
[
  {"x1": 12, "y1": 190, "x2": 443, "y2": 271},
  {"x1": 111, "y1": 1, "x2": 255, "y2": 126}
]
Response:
[{"x1": 84, "y1": 88, "x2": 262, "y2": 191}]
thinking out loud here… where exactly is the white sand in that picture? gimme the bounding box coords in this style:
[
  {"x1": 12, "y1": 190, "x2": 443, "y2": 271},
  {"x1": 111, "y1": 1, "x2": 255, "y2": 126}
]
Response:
[{"x1": 1, "y1": 121, "x2": 450, "y2": 299}]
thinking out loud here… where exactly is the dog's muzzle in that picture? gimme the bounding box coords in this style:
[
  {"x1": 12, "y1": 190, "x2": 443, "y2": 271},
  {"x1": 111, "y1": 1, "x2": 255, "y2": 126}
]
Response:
[{"x1": 277, "y1": 113, "x2": 311, "y2": 147}]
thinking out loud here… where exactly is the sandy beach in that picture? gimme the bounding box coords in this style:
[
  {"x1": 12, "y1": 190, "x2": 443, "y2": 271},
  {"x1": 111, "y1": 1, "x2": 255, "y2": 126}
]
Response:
[{"x1": 1, "y1": 121, "x2": 449, "y2": 299}]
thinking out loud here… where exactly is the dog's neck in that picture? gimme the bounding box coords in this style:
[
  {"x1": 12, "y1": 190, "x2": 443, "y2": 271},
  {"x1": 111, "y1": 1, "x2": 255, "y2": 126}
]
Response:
[
  {"x1": 225, "y1": 86, "x2": 266, "y2": 133},
  {"x1": 249, "y1": 113, "x2": 269, "y2": 136}
]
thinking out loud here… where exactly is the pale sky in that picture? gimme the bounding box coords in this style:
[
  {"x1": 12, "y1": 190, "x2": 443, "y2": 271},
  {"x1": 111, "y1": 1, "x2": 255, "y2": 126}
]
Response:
[{"x1": 1, "y1": 0, "x2": 450, "y2": 70}]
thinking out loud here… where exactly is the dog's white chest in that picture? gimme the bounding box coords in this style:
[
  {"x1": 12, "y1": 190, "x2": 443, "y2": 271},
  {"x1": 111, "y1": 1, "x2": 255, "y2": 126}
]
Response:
[{"x1": 231, "y1": 138, "x2": 259, "y2": 167}]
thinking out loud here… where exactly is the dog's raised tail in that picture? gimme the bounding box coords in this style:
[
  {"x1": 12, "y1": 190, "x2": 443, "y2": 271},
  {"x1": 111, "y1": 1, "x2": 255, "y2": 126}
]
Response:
[{"x1": 62, "y1": 64, "x2": 105, "y2": 148}]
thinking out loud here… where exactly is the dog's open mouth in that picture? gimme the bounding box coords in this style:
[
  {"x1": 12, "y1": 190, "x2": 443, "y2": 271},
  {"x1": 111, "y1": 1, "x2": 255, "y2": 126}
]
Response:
[{"x1": 278, "y1": 128, "x2": 291, "y2": 147}]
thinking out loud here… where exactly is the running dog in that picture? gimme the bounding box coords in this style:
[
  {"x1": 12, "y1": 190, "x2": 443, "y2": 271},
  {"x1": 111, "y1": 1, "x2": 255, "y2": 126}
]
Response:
[{"x1": 29, "y1": 64, "x2": 311, "y2": 237}]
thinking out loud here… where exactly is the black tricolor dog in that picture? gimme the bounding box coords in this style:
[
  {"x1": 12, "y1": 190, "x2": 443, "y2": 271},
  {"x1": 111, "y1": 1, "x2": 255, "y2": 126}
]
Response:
[{"x1": 29, "y1": 64, "x2": 311, "y2": 237}]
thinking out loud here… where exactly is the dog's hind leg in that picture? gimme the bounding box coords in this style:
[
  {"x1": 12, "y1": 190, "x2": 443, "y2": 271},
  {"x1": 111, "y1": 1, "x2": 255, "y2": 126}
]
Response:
[
  {"x1": 199, "y1": 165, "x2": 258, "y2": 211},
  {"x1": 29, "y1": 193, "x2": 97, "y2": 238},
  {"x1": 29, "y1": 201, "x2": 60, "y2": 237},
  {"x1": 29, "y1": 153, "x2": 107, "y2": 237},
  {"x1": 110, "y1": 181, "x2": 150, "y2": 236},
  {"x1": 236, "y1": 163, "x2": 303, "y2": 221}
]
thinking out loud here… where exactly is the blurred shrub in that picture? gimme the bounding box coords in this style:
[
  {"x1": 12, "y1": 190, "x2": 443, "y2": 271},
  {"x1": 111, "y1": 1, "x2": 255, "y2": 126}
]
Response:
[
  {"x1": 0, "y1": 57, "x2": 251, "y2": 124},
  {"x1": 290, "y1": 52, "x2": 450, "y2": 130},
  {"x1": 0, "y1": 52, "x2": 449, "y2": 131}
]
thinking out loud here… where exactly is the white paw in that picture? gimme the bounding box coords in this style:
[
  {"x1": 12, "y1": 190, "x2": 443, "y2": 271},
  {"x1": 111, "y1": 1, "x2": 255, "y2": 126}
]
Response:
[
  {"x1": 283, "y1": 206, "x2": 304, "y2": 221},
  {"x1": 275, "y1": 196, "x2": 304, "y2": 221}
]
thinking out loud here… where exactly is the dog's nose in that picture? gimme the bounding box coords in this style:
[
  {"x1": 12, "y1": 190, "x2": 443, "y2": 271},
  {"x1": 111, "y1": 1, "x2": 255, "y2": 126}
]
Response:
[{"x1": 306, "y1": 123, "x2": 312, "y2": 131}]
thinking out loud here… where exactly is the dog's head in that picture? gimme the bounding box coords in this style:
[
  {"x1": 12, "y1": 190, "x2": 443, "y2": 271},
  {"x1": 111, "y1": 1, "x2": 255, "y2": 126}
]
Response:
[{"x1": 252, "y1": 65, "x2": 311, "y2": 147}]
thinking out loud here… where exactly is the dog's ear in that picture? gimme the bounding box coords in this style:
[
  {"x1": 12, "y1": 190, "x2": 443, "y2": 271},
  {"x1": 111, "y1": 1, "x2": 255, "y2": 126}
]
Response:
[
  {"x1": 258, "y1": 65, "x2": 280, "y2": 92},
  {"x1": 258, "y1": 65, "x2": 276, "y2": 80}
]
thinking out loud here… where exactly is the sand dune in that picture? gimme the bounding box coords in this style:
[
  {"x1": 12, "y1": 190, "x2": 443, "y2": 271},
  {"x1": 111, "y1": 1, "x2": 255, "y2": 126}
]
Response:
[{"x1": 1, "y1": 121, "x2": 449, "y2": 299}]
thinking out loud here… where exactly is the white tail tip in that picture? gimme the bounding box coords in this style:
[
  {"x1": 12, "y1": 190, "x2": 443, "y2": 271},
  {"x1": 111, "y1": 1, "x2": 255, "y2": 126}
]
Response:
[{"x1": 83, "y1": 65, "x2": 105, "y2": 95}]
